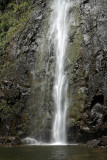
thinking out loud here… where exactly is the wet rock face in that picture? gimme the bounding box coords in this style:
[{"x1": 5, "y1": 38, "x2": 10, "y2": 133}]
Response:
[
  {"x1": 0, "y1": 0, "x2": 52, "y2": 143},
  {"x1": 67, "y1": 0, "x2": 107, "y2": 147},
  {"x1": 73, "y1": 0, "x2": 107, "y2": 147},
  {"x1": 0, "y1": 0, "x2": 107, "y2": 147},
  {"x1": 86, "y1": 136, "x2": 107, "y2": 149}
]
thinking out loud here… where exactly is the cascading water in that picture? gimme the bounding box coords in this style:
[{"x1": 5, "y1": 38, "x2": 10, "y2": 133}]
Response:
[
  {"x1": 49, "y1": 0, "x2": 72, "y2": 144},
  {"x1": 23, "y1": 0, "x2": 74, "y2": 146}
]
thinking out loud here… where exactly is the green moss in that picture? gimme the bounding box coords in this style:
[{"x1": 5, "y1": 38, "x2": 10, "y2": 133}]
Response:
[
  {"x1": 69, "y1": 5, "x2": 83, "y2": 63},
  {"x1": 0, "y1": 1, "x2": 33, "y2": 87},
  {"x1": 22, "y1": 113, "x2": 29, "y2": 134},
  {"x1": 0, "y1": 60, "x2": 16, "y2": 85},
  {"x1": 0, "y1": 1, "x2": 33, "y2": 53},
  {"x1": 67, "y1": 6, "x2": 87, "y2": 121},
  {"x1": 0, "y1": 100, "x2": 11, "y2": 119}
]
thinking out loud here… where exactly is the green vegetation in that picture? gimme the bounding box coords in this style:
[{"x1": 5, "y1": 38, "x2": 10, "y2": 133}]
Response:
[
  {"x1": 0, "y1": 100, "x2": 12, "y2": 119},
  {"x1": 0, "y1": 0, "x2": 32, "y2": 52},
  {"x1": 0, "y1": 0, "x2": 34, "y2": 84}
]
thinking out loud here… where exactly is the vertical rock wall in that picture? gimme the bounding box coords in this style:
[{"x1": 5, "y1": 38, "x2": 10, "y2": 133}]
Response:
[
  {"x1": 77, "y1": 0, "x2": 107, "y2": 146},
  {"x1": 0, "y1": 0, "x2": 107, "y2": 146},
  {"x1": 67, "y1": 0, "x2": 107, "y2": 147}
]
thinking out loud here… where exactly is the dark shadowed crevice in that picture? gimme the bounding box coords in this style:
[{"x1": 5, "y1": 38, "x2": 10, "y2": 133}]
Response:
[
  {"x1": 91, "y1": 95, "x2": 104, "y2": 108},
  {"x1": 83, "y1": 0, "x2": 89, "y2": 4}
]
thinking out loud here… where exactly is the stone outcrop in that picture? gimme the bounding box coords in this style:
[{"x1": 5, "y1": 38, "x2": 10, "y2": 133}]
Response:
[{"x1": 0, "y1": 0, "x2": 107, "y2": 147}]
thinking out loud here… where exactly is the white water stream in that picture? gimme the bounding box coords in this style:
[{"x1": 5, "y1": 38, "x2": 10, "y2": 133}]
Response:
[
  {"x1": 23, "y1": 0, "x2": 76, "y2": 146},
  {"x1": 49, "y1": 0, "x2": 72, "y2": 144}
]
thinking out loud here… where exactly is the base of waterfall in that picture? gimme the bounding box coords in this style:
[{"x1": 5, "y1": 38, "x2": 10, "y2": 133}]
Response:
[{"x1": 22, "y1": 137, "x2": 77, "y2": 146}]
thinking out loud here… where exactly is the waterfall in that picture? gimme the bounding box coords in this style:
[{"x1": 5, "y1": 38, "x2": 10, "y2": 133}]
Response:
[{"x1": 49, "y1": 0, "x2": 71, "y2": 144}]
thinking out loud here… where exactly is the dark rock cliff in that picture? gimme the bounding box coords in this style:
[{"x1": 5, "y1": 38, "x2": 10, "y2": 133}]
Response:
[
  {"x1": 67, "y1": 0, "x2": 107, "y2": 148},
  {"x1": 0, "y1": 0, "x2": 107, "y2": 148}
]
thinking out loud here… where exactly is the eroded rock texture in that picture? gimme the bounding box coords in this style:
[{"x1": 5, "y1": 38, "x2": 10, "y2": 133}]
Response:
[
  {"x1": 0, "y1": 0, "x2": 107, "y2": 147},
  {"x1": 68, "y1": 0, "x2": 107, "y2": 148},
  {"x1": 0, "y1": 0, "x2": 52, "y2": 144},
  {"x1": 77, "y1": 0, "x2": 107, "y2": 148}
]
